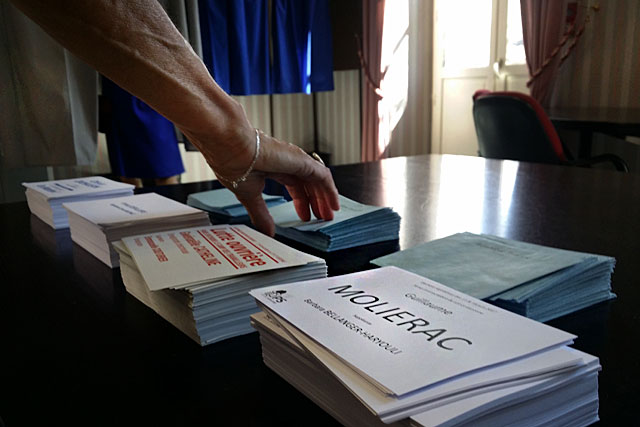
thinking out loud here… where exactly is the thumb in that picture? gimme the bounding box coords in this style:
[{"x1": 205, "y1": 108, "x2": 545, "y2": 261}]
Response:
[{"x1": 237, "y1": 194, "x2": 276, "y2": 237}]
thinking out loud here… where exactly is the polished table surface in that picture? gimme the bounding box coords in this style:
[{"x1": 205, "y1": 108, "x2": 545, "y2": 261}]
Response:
[{"x1": 1, "y1": 154, "x2": 639, "y2": 426}]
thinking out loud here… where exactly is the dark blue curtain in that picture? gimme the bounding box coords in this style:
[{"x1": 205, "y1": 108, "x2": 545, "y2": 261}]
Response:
[
  {"x1": 198, "y1": 0, "x2": 333, "y2": 95},
  {"x1": 198, "y1": 0, "x2": 271, "y2": 95},
  {"x1": 272, "y1": 0, "x2": 334, "y2": 94}
]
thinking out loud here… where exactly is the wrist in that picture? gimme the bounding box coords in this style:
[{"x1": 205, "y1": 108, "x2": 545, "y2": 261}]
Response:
[{"x1": 214, "y1": 128, "x2": 261, "y2": 188}]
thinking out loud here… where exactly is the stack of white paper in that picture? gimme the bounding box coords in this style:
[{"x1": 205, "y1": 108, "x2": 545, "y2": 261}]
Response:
[
  {"x1": 187, "y1": 188, "x2": 286, "y2": 223},
  {"x1": 113, "y1": 224, "x2": 327, "y2": 345},
  {"x1": 249, "y1": 267, "x2": 601, "y2": 427},
  {"x1": 63, "y1": 193, "x2": 211, "y2": 268},
  {"x1": 268, "y1": 195, "x2": 401, "y2": 251},
  {"x1": 23, "y1": 176, "x2": 134, "y2": 229},
  {"x1": 372, "y1": 232, "x2": 616, "y2": 322}
]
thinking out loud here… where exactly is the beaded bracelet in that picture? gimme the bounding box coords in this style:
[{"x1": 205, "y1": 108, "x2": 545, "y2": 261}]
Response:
[{"x1": 215, "y1": 128, "x2": 260, "y2": 189}]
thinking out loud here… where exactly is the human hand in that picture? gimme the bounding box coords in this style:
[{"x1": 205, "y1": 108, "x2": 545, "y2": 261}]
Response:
[
  {"x1": 184, "y1": 123, "x2": 340, "y2": 236},
  {"x1": 228, "y1": 131, "x2": 340, "y2": 236}
]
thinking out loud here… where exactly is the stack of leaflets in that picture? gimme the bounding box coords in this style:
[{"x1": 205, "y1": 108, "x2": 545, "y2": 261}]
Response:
[
  {"x1": 268, "y1": 195, "x2": 401, "y2": 252},
  {"x1": 372, "y1": 232, "x2": 616, "y2": 322},
  {"x1": 23, "y1": 176, "x2": 134, "y2": 229},
  {"x1": 63, "y1": 193, "x2": 211, "y2": 268},
  {"x1": 249, "y1": 267, "x2": 601, "y2": 427},
  {"x1": 113, "y1": 224, "x2": 327, "y2": 345},
  {"x1": 187, "y1": 188, "x2": 286, "y2": 223}
]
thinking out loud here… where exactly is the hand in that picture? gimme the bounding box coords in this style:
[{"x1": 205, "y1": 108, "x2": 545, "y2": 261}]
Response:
[
  {"x1": 184, "y1": 124, "x2": 340, "y2": 237},
  {"x1": 231, "y1": 132, "x2": 340, "y2": 236}
]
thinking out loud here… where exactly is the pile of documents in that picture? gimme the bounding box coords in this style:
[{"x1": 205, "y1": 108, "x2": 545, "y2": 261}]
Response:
[
  {"x1": 268, "y1": 195, "x2": 401, "y2": 251},
  {"x1": 187, "y1": 188, "x2": 286, "y2": 223},
  {"x1": 114, "y1": 224, "x2": 327, "y2": 345},
  {"x1": 250, "y1": 267, "x2": 601, "y2": 427},
  {"x1": 372, "y1": 232, "x2": 616, "y2": 322},
  {"x1": 63, "y1": 193, "x2": 211, "y2": 268},
  {"x1": 23, "y1": 176, "x2": 134, "y2": 229}
]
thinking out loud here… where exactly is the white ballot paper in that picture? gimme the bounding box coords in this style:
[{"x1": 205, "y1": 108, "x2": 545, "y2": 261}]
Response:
[
  {"x1": 250, "y1": 267, "x2": 576, "y2": 397},
  {"x1": 22, "y1": 176, "x2": 135, "y2": 229},
  {"x1": 121, "y1": 224, "x2": 320, "y2": 291},
  {"x1": 251, "y1": 311, "x2": 596, "y2": 424},
  {"x1": 63, "y1": 193, "x2": 211, "y2": 267},
  {"x1": 63, "y1": 192, "x2": 206, "y2": 227},
  {"x1": 23, "y1": 176, "x2": 134, "y2": 200}
]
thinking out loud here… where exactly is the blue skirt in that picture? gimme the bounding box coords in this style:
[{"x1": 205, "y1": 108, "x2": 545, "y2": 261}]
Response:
[{"x1": 101, "y1": 78, "x2": 185, "y2": 179}]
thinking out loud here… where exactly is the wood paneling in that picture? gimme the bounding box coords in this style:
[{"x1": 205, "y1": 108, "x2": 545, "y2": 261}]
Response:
[{"x1": 316, "y1": 70, "x2": 362, "y2": 165}]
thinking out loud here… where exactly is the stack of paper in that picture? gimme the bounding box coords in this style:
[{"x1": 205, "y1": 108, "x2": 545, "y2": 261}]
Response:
[
  {"x1": 372, "y1": 232, "x2": 616, "y2": 322},
  {"x1": 23, "y1": 176, "x2": 134, "y2": 229},
  {"x1": 268, "y1": 195, "x2": 401, "y2": 251},
  {"x1": 113, "y1": 224, "x2": 327, "y2": 345},
  {"x1": 63, "y1": 193, "x2": 211, "y2": 268},
  {"x1": 187, "y1": 188, "x2": 286, "y2": 223},
  {"x1": 249, "y1": 267, "x2": 601, "y2": 427}
]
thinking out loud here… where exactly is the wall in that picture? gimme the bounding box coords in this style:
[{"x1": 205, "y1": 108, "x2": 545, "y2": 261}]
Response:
[
  {"x1": 550, "y1": 0, "x2": 640, "y2": 108},
  {"x1": 550, "y1": 0, "x2": 640, "y2": 172}
]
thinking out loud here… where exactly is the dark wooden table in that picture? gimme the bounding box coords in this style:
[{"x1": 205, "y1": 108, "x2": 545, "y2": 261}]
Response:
[
  {"x1": 548, "y1": 106, "x2": 640, "y2": 158},
  {"x1": 1, "y1": 154, "x2": 639, "y2": 426}
]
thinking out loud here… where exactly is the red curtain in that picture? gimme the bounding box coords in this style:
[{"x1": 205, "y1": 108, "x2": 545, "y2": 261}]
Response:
[
  {"x1": 520, "y1": 0, "x2": 566, "y2": 106},
  {"x1": 361, "y1": 0, "x2": 385, "y2": 162}
]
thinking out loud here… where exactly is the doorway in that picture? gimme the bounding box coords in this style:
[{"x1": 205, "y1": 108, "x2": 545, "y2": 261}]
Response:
[{"x1": 431, "y1": 0, "x2": 529, "y2": 156}]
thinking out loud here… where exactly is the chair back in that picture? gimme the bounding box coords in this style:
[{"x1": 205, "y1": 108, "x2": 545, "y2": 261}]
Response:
[{"x1": 472, "y1": 90, "x2": 567, "y2": 163}]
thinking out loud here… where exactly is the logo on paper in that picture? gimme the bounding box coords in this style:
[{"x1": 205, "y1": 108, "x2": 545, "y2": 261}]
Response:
[{"x1": 264, "y1": 290, "x2": 287, "y2": 303}]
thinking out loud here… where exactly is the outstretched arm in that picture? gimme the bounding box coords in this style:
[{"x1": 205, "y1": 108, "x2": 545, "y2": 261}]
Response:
[{"x1": 10, "y1": 0, "x2": 339, "y2": 236}]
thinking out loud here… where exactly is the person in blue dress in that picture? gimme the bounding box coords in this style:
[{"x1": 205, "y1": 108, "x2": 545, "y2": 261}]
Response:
[{"x1": 101, "y1": 77, "x2": 185, "y2": 187}]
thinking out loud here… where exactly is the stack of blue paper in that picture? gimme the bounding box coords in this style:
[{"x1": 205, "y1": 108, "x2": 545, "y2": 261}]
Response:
[
  {"x1": 187, "y1": 188, "x2": 287, "y2": 223},
  {"x1": 268, "y1": 195, "x2": 401, "y2": 252},
  {"x1": 372, "y1": 232, "x2": 616, "y2": 322}
]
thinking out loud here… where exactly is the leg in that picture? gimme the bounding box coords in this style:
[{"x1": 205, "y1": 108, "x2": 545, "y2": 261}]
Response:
[
  {"x1": 153, "y1": 175, "x2": 180, "y2": 186},
  {"x1": 119, "y1": 176, "x2": 142, "y2": 187}
]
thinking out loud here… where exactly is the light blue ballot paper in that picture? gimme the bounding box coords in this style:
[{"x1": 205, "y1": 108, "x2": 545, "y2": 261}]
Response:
[
  {"x1": 268, "y1": 195, "x2": 401, "y2": 251},
  {"x1": 268, "y1": 195, "x2": 385, "y2": 231},
  {"x1": 187, "y1": 188, "x2": 286, "y2": 217},
  {"x1": 371, "y1": 232, "x2": 612, "y2": 300}
]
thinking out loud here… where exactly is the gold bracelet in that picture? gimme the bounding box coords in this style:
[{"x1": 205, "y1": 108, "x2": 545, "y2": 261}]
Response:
[{"x1": 215, "y1": 128, "x2": 260, "y2": 189}]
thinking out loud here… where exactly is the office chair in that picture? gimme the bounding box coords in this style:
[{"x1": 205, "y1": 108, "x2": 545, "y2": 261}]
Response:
[{"x1": 472, "y1": 90, "x2": 628, "y2": 172}]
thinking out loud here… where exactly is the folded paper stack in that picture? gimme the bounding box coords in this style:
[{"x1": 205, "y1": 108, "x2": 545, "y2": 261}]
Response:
[
  {"x1": 268, "y1": 195, "x2": 401, "y2": 251},
  {"x1": 250, "y1": 267, "x2": 601, "y2": 427},
  {"x1": 63, "y1": 192, "x2": 211, "y2": 268},
  {"x1": 114, "y1": 224, "x2": 327, "y2": 345},
  {"x1": 187, "y1": 188, "x2": 287, "y2": 223},
  {"x1": 372, "y1": 232, "x2": 616, "y2": 322},
  {"x1": 23, "y1": 176, "x2": 134, "y2": 229}
]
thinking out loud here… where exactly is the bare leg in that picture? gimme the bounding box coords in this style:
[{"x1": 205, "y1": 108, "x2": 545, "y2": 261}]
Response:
[
  {"x1": 154, "y1": 175, "x2": 180, "y2": 186},
  {"x1": 119, "y1": 176, "x2": 142, "y2": 188}
]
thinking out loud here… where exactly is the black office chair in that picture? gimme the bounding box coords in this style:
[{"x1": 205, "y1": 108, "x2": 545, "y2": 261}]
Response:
[{"x1": 472, "y1": 90, "x2": 628, "y2": 172}]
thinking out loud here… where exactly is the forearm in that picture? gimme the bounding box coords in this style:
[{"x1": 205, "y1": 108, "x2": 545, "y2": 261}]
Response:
[{"x1": 10, "y1": 0, "x2": 254, "y2": 171}]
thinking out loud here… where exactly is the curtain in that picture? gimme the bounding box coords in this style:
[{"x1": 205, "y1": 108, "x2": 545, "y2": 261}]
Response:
[
  {"x1": 0, "y1": 1, "x2": 98, "y2": 168},
  {"x1": 198, "y1": 0, "x2": 271, "y2": 95},
  {"x1": 272, "y1": 0, "x2": 334, "y2": 94},
  {"x1": 361, "y1": 0, "x2": 386, "y2": 162},
  {"x1": 198, "y1": 0, "x2": 334, "y2": 96},
  {"x1": 520, "y1": 0, "x2": 566, "y2": 106}
]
